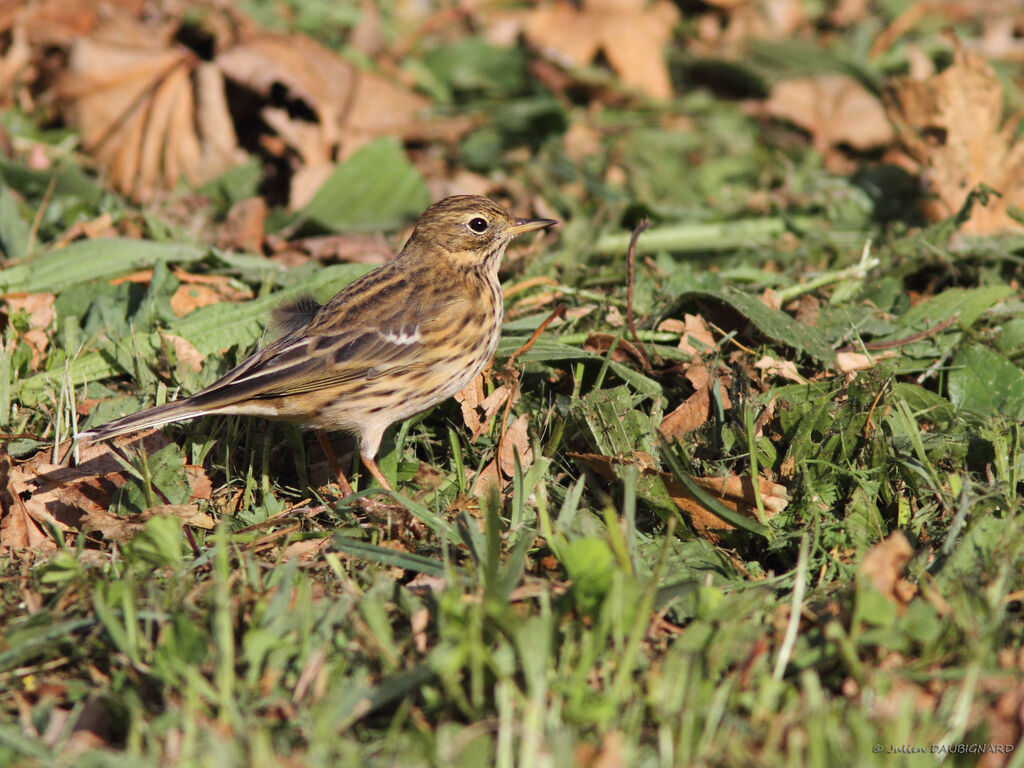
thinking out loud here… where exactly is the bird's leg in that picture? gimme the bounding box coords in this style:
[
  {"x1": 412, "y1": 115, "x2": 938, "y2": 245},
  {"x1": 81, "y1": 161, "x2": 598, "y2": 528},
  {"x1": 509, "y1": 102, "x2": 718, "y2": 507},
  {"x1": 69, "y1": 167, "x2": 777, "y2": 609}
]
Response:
[
  {"x1": 360, "y1": 454, "x2": 394, "y2": 492},
  {"x1": 316, "y1": 430, "x2": 355, "y2": 497}
]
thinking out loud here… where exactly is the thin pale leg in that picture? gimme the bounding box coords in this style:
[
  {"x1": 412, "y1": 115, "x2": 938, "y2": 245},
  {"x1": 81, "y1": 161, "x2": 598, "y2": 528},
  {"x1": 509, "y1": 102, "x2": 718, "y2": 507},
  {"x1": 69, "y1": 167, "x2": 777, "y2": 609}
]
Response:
[
  {"x1": 360, "y1": 454, "x2": 393, "y2": 492},
  {"x1": 315, "y1": 430, "x2": 355, "y2": 497}
]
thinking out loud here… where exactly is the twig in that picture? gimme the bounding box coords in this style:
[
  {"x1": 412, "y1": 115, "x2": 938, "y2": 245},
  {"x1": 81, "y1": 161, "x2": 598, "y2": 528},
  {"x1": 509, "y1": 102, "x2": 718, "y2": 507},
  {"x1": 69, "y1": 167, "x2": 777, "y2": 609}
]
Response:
[
  {"x1": 626, "y1": 219, "x2": 651, "y2": 371},
  {"x1": 496, "y1": 304, "x2": 567, "y2": 481},
  {"x1": 26, "y1": 176, "x2": 56, "y2": 256},
  {"x1": 506, "y1": 304, "x2": 567, "y2": 369},
  {"x1": 837, "y1": 315, "x2": 957, "y2": 354}
]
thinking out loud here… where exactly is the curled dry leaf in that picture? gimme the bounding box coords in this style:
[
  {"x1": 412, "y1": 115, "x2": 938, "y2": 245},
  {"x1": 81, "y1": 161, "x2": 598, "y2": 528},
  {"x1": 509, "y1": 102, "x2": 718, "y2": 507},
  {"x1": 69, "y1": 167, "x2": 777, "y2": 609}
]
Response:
[
  {"x1": 217, "y1": 197, "x2": 267, "y2": 253},
  {"x1": 859, "y1": 530, "x2": 914, "y2": 608},
  {"x1": 521, "y1": 0, "x2": 681, "y2": 100},
  {"x1": 885, "y1": 42, "x2": 1024, "y2": 234},
  {"x1": 753, "y1": 355, "x2": 806, "y2": 384},
  {"x1": 694, "y1": 0, "x2": 807, "y2": 53},
  {"x1": 4, "y1": 293, "x2": 55, "y2": 371},
  {"x1": 659, "y1": 386, "x2": 710, "y2": 439},
  {"x1": 835, "y1": 349, "x2": 897, "y2": 372},
  {"x1": 471, "y1": 413, "x2": 534, "y2": 496},
  {"x1": 160, "y1": 332, "x2": 204, "y2": 373},
  {"x1": 216, "y1": 32, "x2": 443, "y2": 209},
  {"x1": 454, "y1": 372, "x2": 520, "y2": 440},
  {"x1": 763, "y1": 74, "x2": 895, "y2": 171},
  {"x1": 58, "y1": 14, "x2": 245, "y2": 201},
  {"x1": 583, "y1": 332, "x2": 647, "y2": 367},
  {"x1": 168, "y1": 270, "x2": 253, "y2": 318}
]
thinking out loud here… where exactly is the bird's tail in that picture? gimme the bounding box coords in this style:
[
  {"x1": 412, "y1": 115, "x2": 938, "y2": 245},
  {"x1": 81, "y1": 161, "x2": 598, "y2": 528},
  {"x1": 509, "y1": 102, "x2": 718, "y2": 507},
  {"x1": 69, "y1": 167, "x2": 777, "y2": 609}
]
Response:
[{"x1": 77, "y1": 399, "x2": 211, "y2": 443}]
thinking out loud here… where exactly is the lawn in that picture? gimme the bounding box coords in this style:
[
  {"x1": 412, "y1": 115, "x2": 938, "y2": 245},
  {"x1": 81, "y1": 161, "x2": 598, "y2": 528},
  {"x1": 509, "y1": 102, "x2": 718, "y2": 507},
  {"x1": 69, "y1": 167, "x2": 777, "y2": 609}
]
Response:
[{"x1": 2, "y1": 1, "x2": 1024, "y2": 766}]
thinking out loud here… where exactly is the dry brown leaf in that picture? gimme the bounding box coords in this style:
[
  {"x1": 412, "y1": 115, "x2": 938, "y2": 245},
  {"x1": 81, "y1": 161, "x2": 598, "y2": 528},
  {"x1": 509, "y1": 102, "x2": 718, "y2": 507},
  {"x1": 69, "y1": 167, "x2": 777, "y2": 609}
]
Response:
[
  {"x1": 583, "y1": 332, "x2": 647, "y2": 367},
  {"x1": 694, "y1": 0, "x2": 807, "y2": 52},
  {"x1": 659, "y1": 387, "x2": 710, "y2": 439},
  {"x1": 168, "y1": 270, "x2": 253, "y2": 317},
  {"x1": 835, "y1": 349, "x2": 898, "y2": 372},
  {"x1": 763, "y1": 74, "x2": 895, "y2": 171},
  {"x1": 471, "y1": 413, "x2": 534, "y2": 496},
  {"x1": 678, "y1": 313, "x2": 715, "y2": 356},
  {"x1": 161, "y1": 333, "x2": 204, "y2": 373},
  {"x1": 859, "y1": 530, "x2": 914, "y2": 607},
  {"x1": 58, "y1": 14, "x2": 244, "y2": 201},
  {"x1": 4, "y1": 293, "x2": 55, "y2": 370},
  {"x1": 217, "y1": 197, "x2": 267, "y2": 253},
  {"x1": 753, "y1": 354, "x2": 806, "y2": 384},
  {"x1": 216, "y1": 32, "x2": 442, "y2": 208},
  {"x1": 498, "y1": 414, "x2": 533, "y2": 478},
  {"x1": 6, "y1": 432, "x2": 212, "y2": 541},
  {"x1": 569, "y1": 450, "x2": 787, "y2": 542},
  {"x1": 521, "y1": 0, "x2": 680, "y2": 100},
  {"x1": 885, "y1": 42, "x2": 1024, "y2": 234}
]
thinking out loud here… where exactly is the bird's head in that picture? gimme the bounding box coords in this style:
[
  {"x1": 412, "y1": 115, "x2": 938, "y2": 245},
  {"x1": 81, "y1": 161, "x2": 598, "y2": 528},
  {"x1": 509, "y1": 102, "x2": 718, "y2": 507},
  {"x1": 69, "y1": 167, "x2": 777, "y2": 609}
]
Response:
[{"x1": 400, "y1": 195, "x2": 556, "y2": 273}]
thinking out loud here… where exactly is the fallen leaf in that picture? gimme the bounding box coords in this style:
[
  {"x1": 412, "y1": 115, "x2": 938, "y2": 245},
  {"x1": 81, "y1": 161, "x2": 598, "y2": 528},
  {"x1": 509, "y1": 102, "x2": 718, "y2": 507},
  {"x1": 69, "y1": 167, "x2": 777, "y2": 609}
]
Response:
[
  {"x1": 4, "y1": 293, "x2": 55, "y2": 370},
  {"x1": 58, "y1": 14, "x2": 244, "y2": 200},
  {"x1": 521, "y1": 0, "x2": 680, "y2": 100},
  {"x1": 678, "y1": 313, "x2": 716, "y2": 357},
  {"x1": 753, "y1": 354, "x2": 806, "y2": 384},
  {"x1": 569, "y1": 450, "x2": 787, "y2": 542},
  {"x1": 884, "y1": 41, "x2": 1024, "y2": 234},
  {"x1": 216, "y1": 32, "x2": 446, "y2": 208},
  {"x1": 160, "y1": 333, "x2": 204, "y2": 373},
  {"x1": 835, "y1": 350, "x2": 898, "y2": 372},
  {"x1": 859, "y1": 530, "x2": 914, "y2": 608},
  {"x1": 217, "y1": 197, "x2": 267, "y2": 253},
  {"x1": 659, "y1": 387, "x2": 710, "y2": 439},
  {"x1": 583, "y1": 332, "x2": 648, "y2": 367},
  {"x1": 694, "y1": 0, "x2": 807, "y2": 52},
  {"x1": 168, "y1": 270, "x2": 253, "y2": 317}
]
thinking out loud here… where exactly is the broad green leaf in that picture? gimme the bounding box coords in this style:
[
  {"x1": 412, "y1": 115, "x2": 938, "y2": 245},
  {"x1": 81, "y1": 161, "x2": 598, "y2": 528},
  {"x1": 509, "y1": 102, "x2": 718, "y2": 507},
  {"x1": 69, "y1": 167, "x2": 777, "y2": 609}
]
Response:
[
  {"x1": 671, "y1": 289, "x2": 835, "y2": 364},
  {"x1": 0, "y1": 186, "x2": 30, "y2": 260},
  {"x1": 497, "y1": 336, "x2": 661, "y2": 396},
  {"x1": 17, "y1": 263, "x2": 372, "y2": 403},
  {"x1": 948, "y1": 343, "x2": 1024, "y2": 420},
  {"x1": 294, "y1": 138, "x2": 430, "y2": 232},
  {"x1": 0, "y1": 238, "x2": 205, "y2": 294},
  {"x1": 561, "y1": 537, "x2": 615, "y2": 615},
  {"x1": 0, "y1": 155, "x2": 102, "y2": 206},
  {"x1": 892, "y1": 285, "x2": 1014, "y2": 335},
  {"x1": 332, "y1": 534, "x2": 448, "y2": 577}
]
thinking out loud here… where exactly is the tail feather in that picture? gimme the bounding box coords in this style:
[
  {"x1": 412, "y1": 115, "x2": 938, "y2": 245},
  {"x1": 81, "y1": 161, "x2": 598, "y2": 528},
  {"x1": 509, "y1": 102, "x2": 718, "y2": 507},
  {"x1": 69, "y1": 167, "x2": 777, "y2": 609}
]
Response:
[{"x1": 77, "y1": 400, "x2": 210, "y2": 443}]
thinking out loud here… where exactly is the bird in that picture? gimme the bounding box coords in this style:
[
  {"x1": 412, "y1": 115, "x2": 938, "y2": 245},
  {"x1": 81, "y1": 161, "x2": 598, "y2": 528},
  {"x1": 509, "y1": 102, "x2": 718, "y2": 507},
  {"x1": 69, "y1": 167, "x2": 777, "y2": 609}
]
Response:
[{"x1": 77, "y1": 195, "x2": 557, "y2": 495}]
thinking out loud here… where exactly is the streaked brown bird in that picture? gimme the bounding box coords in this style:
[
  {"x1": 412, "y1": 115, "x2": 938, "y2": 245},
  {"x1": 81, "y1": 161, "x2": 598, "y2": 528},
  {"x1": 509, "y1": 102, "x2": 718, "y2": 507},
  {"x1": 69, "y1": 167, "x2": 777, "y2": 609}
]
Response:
[{"x1": 78, "y1": 195, "x2": 556, "y2": 494}]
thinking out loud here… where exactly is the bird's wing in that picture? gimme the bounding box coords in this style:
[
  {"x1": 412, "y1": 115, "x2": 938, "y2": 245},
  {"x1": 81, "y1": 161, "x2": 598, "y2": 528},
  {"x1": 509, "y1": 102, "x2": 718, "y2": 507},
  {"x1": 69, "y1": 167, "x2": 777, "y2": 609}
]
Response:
[{"x1": 188, "y1": 286, "x2": 457, "y2": 406}]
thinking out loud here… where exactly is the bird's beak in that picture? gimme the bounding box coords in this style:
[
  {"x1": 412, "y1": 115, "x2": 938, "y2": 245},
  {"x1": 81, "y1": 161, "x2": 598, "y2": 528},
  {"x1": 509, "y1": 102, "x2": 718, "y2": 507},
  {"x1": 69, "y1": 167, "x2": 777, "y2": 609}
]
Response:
[{"x1": 508, "y1": 217, "x2": 558, "y2": 237}]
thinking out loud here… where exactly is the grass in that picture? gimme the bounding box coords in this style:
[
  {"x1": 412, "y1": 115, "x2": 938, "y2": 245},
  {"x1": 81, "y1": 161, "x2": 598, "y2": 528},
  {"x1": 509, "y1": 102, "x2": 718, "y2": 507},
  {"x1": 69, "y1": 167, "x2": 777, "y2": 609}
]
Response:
[{"x1": 3, "y1": 4, "x2": 1024, "y2": 767}]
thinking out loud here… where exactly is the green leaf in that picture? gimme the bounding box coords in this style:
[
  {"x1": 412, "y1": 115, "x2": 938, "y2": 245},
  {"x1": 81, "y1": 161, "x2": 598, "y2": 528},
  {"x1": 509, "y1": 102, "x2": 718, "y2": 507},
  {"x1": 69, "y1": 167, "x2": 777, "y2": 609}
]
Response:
[
  {"x1": 332, "y1": 534, "x2": 449, "y2": 577},
  {"x1": 0, "y1": 186, "x2": 31, "y2": 261},
  {"x1": 0, "y1": 155, "x2": 102, "y2": 206},
  {"x1": 17, "y1": 263, "x2": 372, "y2": 403},
  {"x1": 0, "y1": 238, "x2": 205, "y2": 294},
  {"x1": 671, "y1": 289, "x2": 836, "y2": 364},
  {"x1": 561, "y1": 537, "x2": 615, "y2": 615},
  {"x1": 948, "y1": 343, "x2": 1024, "y2": 420},
  {"x1": 497, "y1": 337, "x2": 661, "y2": 396},
  {"x1": 294, "y1": 138, "x2": 430, "y2": 232},
  {"x1": 889, "y1": 286, "x2": 1014, "y2": 338}
]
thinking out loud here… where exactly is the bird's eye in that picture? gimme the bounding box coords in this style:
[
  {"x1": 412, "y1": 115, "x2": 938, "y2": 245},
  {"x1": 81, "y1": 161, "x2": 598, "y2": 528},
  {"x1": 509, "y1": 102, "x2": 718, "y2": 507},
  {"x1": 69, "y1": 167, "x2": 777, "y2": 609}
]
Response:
[{"x1": 468, "y1": 217, "x2": 489, "y2": 233}]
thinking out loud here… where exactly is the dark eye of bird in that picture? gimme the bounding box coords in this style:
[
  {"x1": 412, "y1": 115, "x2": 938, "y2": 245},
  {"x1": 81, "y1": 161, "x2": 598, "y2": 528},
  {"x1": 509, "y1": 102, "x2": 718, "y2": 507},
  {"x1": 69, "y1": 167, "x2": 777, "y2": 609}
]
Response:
[{"x1": 468, "y1": 217, "x2": 489, "y2": 233}]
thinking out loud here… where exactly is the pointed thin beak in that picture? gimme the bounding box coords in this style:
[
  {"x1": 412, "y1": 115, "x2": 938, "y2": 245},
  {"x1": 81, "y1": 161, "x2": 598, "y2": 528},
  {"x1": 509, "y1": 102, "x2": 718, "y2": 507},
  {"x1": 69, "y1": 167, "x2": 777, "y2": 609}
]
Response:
[{"x1": 508, "y1": 217, "x2": 558, "y2": 237}]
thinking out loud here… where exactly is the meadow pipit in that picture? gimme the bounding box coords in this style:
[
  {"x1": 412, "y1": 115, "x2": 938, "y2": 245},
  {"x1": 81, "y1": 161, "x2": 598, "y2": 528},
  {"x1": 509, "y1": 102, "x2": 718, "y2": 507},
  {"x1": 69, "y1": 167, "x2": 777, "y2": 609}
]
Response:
[{"x1": 79, "y1": 195, "x2": 557, "y2": 494}]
